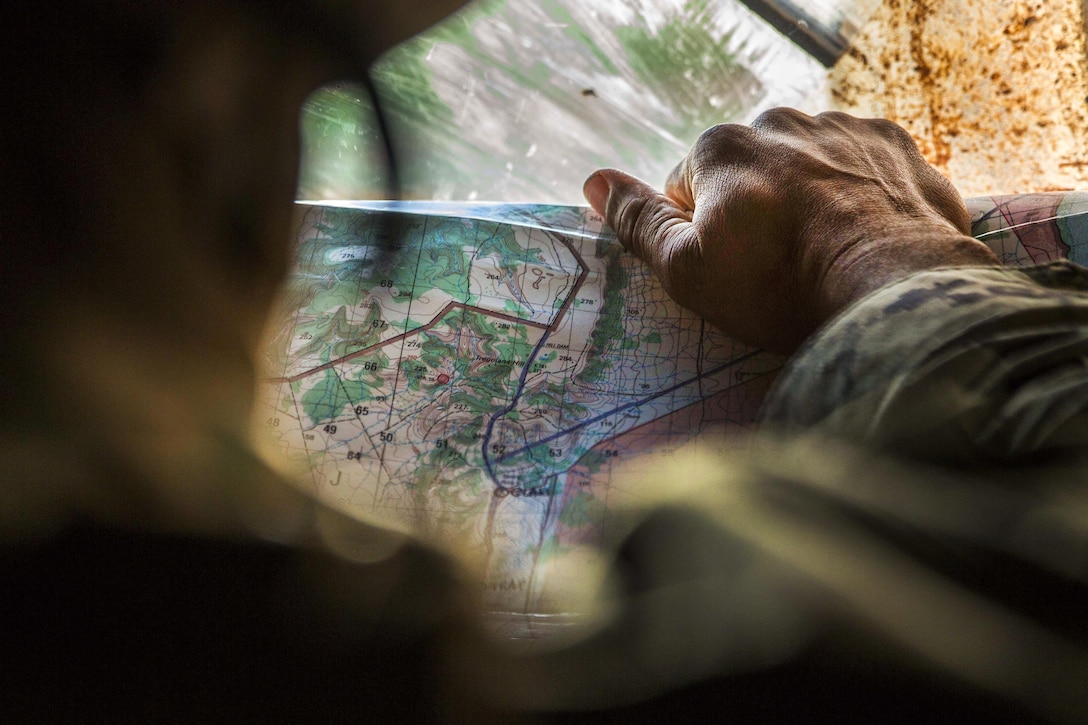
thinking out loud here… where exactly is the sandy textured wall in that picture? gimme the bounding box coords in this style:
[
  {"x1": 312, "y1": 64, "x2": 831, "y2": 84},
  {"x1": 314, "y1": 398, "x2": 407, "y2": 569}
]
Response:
[{"x1": 830, "y1": 0, "x2": 1088, "y2": 195}]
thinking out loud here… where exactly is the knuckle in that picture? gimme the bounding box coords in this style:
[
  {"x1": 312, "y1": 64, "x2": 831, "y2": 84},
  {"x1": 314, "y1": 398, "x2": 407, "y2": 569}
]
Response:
[
  {"x1": 658, "y1": 237, "x2": 701, "y2": 306},
  {"x1": 690, "y1": 123, "x2": 754, "y2": 166},
  {"x1": 859, "y1": 116, "x2": 921, "y2": 157},
  {"x1": 693, "y1": 123, "x2": 744, "y2": 150},
  {"x1": 813, "y1": 110, "x2": 858, "y2": 128},
  {"x1": 611, "y1": 192, "x2": 700, "y2": 297},
  {"x1": 751, "y1": 107, "x2": 812, "y2": 131},
  {"x1": 868, "y1": 116, "x2": 915, "y2": 144},
  {"x1": 814, "y1": 111, "x2": 915, "y2": 148},
  {"x1": 613, "y1": 193, "x2": 659, "y2": 246}
]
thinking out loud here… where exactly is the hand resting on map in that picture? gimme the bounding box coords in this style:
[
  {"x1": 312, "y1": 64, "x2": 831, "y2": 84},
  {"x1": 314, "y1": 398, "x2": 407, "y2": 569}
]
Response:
[{"x1": 583, "y1": 109, "x2": 999, "y2": 356}]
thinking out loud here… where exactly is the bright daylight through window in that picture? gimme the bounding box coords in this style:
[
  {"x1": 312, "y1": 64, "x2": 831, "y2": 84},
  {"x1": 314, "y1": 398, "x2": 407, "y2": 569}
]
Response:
[{"x1": 296, "y1": 0, "x2": 873, "y2": 203}]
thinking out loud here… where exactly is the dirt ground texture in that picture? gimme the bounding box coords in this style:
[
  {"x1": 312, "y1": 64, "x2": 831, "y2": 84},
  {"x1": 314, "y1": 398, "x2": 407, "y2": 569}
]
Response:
[{"x1": 829, "y1": 0, "x2": 1088, "y2": 195}]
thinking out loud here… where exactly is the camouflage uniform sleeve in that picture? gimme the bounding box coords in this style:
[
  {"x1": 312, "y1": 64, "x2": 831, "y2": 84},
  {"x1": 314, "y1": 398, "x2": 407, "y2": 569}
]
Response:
[
  {"x1": 759, "y1": 260, "x2": 1088, "y2": 465},
  {"x1": 498, "y1": 264, "x2": 1088, "y2": 723}
]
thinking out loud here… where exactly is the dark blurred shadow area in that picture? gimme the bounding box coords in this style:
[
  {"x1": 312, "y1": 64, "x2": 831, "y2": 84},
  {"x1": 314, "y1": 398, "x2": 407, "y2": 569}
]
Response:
[{"x1": 0, "y1": 2, "x2": 504, "y2": 721}]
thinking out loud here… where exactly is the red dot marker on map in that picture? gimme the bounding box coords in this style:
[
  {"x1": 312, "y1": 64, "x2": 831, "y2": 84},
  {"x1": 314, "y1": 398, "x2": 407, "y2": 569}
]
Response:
[{"x1": 436, "y1": 373, "x2": 450, "y2": 384}]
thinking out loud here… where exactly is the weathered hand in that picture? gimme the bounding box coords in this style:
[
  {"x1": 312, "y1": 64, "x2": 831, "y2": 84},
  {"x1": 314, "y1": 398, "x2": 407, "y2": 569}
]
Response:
[{"x1": 583, "y1": 109, "x2": 998, "y2": 355}]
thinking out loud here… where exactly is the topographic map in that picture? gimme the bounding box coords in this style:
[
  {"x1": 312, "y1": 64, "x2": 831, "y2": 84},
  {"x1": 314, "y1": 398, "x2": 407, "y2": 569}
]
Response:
[
  {"x1": 259, "y1": 200, "x2": 782, "y2": 630},
  {"x1": 260, "y1": 193, "x2": 1088, "y2": 634}
]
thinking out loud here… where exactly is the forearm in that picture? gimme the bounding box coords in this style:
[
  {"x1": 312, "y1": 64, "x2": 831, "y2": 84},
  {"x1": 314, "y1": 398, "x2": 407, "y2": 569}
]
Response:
[{"x1": 761, "y1": 260, "x2": 1088, "y2": 465}]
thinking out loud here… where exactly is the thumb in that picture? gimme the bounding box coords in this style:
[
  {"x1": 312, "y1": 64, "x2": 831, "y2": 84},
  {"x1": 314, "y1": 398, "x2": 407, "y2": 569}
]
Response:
[{"x1": 582, "y1": 169, "x2": 698, "y2": 296}]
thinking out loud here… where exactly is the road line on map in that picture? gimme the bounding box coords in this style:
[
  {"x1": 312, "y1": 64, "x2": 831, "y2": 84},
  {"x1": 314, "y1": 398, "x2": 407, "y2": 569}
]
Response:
[
  {"x1": 480, "y1": 232, "x2": 590, "y2": 483},
  {"x1": 265, "y1": 302, "x2": 553, "y2": 384},
  {"x1": 494, "y1": 352, "x2": 766, "y2": 463}
]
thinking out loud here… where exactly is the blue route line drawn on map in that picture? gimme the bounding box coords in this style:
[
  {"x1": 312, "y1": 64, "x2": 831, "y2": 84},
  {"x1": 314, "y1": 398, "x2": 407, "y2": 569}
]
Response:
[
  {"x1": 479, "y1": 230, "x2": 589, "y2": 484},
  {"x1": 493, "y1": 352, "x2": 760, "y2": 466},
  {"x1": 480, "y1": 329, "x2": 553, "y2": 483}
]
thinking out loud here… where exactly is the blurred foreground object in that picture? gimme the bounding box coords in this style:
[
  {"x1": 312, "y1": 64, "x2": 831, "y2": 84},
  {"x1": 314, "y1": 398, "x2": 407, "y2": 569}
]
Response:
[{"x1": 0, "y1": 2, "x2": 500, "y2": 722}]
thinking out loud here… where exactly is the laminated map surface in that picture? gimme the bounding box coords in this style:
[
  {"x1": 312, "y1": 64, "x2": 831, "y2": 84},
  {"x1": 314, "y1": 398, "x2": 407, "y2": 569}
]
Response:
[{"x1": 259, "y1": 193, "x2": 1088, "y2": 635}]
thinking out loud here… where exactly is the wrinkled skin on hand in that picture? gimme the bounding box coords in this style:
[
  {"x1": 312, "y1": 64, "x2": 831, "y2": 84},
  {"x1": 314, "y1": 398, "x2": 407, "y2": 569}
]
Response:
[{"x1": 584, "y1": 109, "x2": 999, "y2": 356}]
